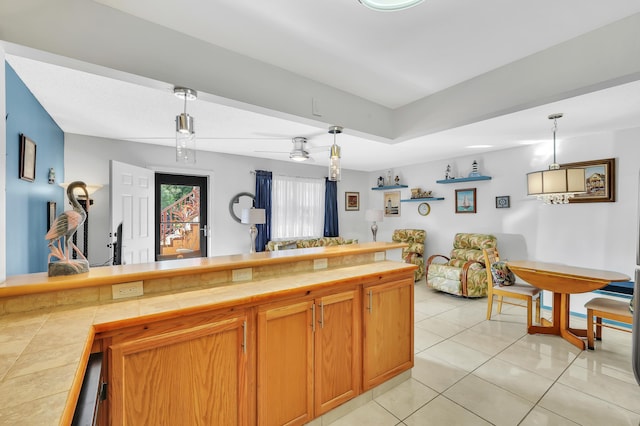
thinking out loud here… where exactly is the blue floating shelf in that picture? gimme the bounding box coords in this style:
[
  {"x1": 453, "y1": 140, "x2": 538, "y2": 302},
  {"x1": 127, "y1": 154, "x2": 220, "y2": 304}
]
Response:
[
  {"x1": 400, "y1": 197, "x2": 444, "y2": 202},
  {"x1": 436, "y1": 176, "x2": 492, "y2": 184},
  {"x1": 371, "y1": 185, "x2": 408, "y2": 190}
]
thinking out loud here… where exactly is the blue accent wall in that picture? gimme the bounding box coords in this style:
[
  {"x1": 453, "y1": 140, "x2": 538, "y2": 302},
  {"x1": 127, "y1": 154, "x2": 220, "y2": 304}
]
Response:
[{"x1": 5, "y1": 62, "x2": 64, "y2": 275}]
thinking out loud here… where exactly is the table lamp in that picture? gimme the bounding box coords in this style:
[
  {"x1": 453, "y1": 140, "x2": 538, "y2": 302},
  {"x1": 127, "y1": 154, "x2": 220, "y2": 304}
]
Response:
[
  {"x1": 241, "y1": 207, "x2": 266, "y2": 253},
  {"x1": 365, "y1": 209, "x2": 383, "y2": 242}
]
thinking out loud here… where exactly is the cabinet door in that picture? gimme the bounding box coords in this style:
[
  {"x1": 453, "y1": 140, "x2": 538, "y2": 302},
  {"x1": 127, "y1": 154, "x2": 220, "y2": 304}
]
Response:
[
  {"x1": 108, "y1": 314, "x2": 248, "y2": 425},
  {"x1": 315, "y1": 289, "x2": 361, "y2": 415},
  {"x1": 257, "y1": 300, "x2": 314, "y2": 426},
  {"x1": 362, "y1": 277, "x2": 414, "y2": 390}
]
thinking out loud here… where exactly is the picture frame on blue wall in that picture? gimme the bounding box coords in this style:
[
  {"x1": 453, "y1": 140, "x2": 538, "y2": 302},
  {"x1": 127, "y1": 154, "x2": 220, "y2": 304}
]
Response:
[{"x1": 19, "y1": 134, "x2": 36, "y2": 182}]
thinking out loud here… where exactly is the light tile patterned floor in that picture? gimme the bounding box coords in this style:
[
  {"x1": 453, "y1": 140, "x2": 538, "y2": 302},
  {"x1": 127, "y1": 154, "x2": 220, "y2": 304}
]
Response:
[{"x1": 326, "y1": 279, "x2": 640, "y2": 426}]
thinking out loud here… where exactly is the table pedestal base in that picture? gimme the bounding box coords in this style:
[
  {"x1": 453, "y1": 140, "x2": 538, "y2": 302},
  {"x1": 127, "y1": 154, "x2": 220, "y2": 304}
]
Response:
[{"x1": 527, "y1": 293, "x2": 588, "y2": 350}]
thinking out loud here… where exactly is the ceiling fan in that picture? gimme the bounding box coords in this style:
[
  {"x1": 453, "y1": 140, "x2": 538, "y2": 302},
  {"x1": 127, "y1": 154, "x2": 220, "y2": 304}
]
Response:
[{"x1": 255, "y1": 137, "x2": 330, "y2": 162}]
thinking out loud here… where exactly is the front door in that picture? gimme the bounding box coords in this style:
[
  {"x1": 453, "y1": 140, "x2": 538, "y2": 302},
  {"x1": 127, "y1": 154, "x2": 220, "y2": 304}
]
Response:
[{"x1": 155, "y1": 173, "x2": 208, "y2": 261}]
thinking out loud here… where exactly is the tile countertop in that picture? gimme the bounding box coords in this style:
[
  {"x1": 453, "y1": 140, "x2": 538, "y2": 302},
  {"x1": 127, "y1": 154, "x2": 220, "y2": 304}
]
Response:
[
  {"x1": 0, "y1": 242, "x2": 407, "y2": 298},
  {"x1": 0, "y1": 258, "x2": 416, "y2": 425}
]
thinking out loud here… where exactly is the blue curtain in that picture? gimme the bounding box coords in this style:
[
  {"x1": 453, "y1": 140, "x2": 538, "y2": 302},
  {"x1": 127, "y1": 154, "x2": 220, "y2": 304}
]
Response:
[
  {"x1": 254, "y1": 170, "x2": 272, "y2": 252},
  {"x1": 324, "y1": 178, "x2": 339, "y2": 237}
]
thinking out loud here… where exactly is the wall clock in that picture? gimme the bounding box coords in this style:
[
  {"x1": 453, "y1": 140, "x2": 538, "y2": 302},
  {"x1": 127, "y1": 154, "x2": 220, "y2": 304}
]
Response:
[{"x1": 418, "y1": 202, "x2": 430, "y2": 216}]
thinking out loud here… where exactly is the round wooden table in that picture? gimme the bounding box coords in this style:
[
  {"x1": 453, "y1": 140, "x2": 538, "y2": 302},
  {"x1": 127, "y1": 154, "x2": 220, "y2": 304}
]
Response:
[{"x1": 507, "y1": 260, "x2": 630, "y2": 350}]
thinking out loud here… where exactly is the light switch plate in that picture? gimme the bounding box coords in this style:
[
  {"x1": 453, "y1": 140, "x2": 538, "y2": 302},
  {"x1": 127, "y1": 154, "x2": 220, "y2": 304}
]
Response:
[
  {"x1": 112, "y1": 281, "x2": 144, "y2": 299},
  {"x1": 374, "y1": 252, "x2": 385, "y2": 261},
  {"x1": 232, "y1": 268, "x2": 253, "y2": 282}
]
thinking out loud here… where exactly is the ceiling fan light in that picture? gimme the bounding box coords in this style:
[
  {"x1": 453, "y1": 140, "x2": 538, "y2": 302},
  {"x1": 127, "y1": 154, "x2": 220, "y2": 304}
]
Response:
[
  {"x1": 290, "y1": 150, "x2": 310, "y2": 161},
  {"x1": 358, "y1": 0, "x2": 424, "y2": 11}
]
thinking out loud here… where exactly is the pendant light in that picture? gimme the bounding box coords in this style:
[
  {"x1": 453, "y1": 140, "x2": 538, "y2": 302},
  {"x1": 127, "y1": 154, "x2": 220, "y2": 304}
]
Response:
[
  {"x1": 328, "y1": 125, "x2": 343, "y2": 181},
  {"x1": 174, "y1": 87, "x2": 197, "y2": 164},
  {"x1": 527, "y1": 113, "x2": 586, "y2": 204},
  {"x1": 358, "y1": 0, "x2": 424, "y2": 12}
]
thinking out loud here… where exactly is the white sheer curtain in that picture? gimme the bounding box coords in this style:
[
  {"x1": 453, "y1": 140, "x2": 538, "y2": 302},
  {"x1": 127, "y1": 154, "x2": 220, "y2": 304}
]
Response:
[{"x1": 271, "y1": 175, "x2": 325, "y2": 240}]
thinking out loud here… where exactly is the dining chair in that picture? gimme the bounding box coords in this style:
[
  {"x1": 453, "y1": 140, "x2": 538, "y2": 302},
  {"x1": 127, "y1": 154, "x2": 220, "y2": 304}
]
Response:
[
  {"x1": 584, "y1": 297, "x2": 633, "y2": 350},
  {"x1": 483, "y1": 248, "x2": 541, "y2": 328}
]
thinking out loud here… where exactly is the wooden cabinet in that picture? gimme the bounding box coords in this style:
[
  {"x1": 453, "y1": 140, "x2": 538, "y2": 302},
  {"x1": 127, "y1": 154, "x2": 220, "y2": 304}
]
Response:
[
  {"x1": 97, "y1": 268, "x2": 414, "y2": 425},
  {"x1": 105, "y1": 310, "x2": 250, "y2": 425},
  {"x1": 257, "y1": 299, "x2": 314, "y2": 426},
  {"x1": 257, "y1": 289, "x2": 361, "y2": 425},
  {"x1": 362, "y1": 276, "x2": 414, "y2": 390},
  {"x1": 314, "y1": 290, "x2": 361, "y2": 415}
]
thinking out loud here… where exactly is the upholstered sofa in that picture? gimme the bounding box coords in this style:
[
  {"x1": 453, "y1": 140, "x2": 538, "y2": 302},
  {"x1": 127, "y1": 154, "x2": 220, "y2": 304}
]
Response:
[
  {"x1": 392, "y1": 229, "x2": 426, "y2": 282},
  {"x1": 265, "y1": 237, "x2": 357, "y2": 251},
  {"x1": 426, "y1": 233, "x2": 497, "y2": 297}
]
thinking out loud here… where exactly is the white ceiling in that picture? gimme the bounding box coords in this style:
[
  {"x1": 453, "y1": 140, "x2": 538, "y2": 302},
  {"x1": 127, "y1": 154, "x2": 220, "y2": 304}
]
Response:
[{"x1": 5, "y1": 1, "x2": 640, "y2": 171}]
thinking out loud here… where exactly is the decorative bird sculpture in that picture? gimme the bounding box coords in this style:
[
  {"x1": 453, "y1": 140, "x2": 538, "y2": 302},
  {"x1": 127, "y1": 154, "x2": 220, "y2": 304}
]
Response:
[{"x1": 45, "y1": 181, "x2": 90, "y2": 275}]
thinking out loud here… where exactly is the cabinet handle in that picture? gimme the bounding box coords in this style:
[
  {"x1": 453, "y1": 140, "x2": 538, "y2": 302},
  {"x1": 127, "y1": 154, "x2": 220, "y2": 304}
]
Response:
[
  {"x1": 319, "y1": 302, "x2": 324, "y2": 329},
  {"x1": 242, "y1": 320, "x2": 247, "y2": 353},
  {"x1": 311, "y1": 303, "x2": 316, "y2": 332},
  {"x1": 367, "y1": 290, "x2": 373, "y2": 314}
]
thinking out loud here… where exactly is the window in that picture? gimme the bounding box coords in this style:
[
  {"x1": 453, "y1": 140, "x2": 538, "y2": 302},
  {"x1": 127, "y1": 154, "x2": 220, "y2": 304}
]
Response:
[{"x1": 271, "y1": 175, "x2": 325, "y2": 239}]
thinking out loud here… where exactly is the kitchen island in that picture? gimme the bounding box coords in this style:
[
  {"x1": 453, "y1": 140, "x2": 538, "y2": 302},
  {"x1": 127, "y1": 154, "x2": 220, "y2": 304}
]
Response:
[{"x1": 0, "y1": 243, "x2": 416, "y2": 425}]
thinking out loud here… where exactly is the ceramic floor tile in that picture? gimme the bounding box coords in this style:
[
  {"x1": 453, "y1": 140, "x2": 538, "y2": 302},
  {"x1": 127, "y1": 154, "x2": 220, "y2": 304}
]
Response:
[
  {"x1": 496, "y1": 341, "x2": 573, "y2": 381},
  {"x1": 414, "y1": 316, "x2": 466, "y2": 339},
  {"x1": 444, "y1": 374, "x2": 534, "y2": 426},
  {"x1": 539, "y1": 382, "x2": 640, "y2": 425},
  {"x1": 473, "y1": 358, "x2": 555, "y2": 403},
  {"x1": 326, "y1": 400, "x2": 399, "y2": 426},
  {"x1": 519, "y1": 406, "x2": 580, "y2": 426},
  {"x1": 516, "y1": 334, "x2": 582, "y2": 362},
  {"x1": 403, "y1": 395, "x2": 492, "y2": 426},
  {"x1": 449, "y1": 327, "x2": 516, "y2": 356},
  {"x1": 422, "y1": 339, "x2": 493, "y2": 372},
  {"x1": 432, "y1": 305, "x2": 487, "y2": 328},
  {"x1": 413, "y1": 326, "x2": 445, "y2": 353},
  {"x1": 573, "y1": 346, "x2": 636, "y2": 385},
  {"x1": 414, "y1": 299, "x2": 459, "y2": 317},
  {"x1": 411, "y1": 351, "x2": 468, "y2": 393},
  {"x1": 374, "y1": 378, "x2": 438, "y2": 420},
  {"x1": 558, "y1": 363, "x2": 640, "y2": 414}
]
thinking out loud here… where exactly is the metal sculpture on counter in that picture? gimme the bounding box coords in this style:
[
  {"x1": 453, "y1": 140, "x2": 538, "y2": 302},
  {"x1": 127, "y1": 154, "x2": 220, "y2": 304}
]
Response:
[{"x1": 45, "y1": 181, "x2": 90, "y2": 276}]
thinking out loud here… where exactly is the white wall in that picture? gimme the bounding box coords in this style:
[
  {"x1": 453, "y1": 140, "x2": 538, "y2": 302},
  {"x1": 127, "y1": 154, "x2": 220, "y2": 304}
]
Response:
[
  {"x1": 64, "y1": 134, "x2": 372, "y2": 266},
  {"x1": 65, "y1": 127, "x2": 640, "y2": 279},
  {"x1": 368, "y1": 126, "x2": 640, "y2": 278}
]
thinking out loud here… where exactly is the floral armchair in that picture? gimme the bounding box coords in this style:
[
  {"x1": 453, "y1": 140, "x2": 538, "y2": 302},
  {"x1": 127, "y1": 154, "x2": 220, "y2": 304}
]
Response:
[
  {"x1": 392, "y1": 229, "x2": 426, "y2": 281},
  {"x1": 426, "y1": 233, "x2": 497, "y2": 297}
]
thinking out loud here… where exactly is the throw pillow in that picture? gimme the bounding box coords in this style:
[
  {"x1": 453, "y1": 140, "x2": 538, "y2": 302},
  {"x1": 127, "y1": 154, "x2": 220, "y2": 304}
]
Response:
[{"x1": 491, "y1": 261, "x2": 515, "y2": 286}]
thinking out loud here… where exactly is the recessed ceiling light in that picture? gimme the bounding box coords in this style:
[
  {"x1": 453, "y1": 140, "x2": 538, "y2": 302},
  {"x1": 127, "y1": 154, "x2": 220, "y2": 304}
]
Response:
[
  {"x1": 358, "y1": 0, "x2": 424, "y2": 12},
  {"x1": 467, "y1": 145, "x2": 492, "y2": 149}
]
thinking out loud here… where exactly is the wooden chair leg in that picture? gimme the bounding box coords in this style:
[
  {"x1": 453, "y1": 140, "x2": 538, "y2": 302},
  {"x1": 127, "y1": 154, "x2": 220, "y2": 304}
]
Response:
[
  {"x1": 534, "y1": 297, "x2": 540, "y2": 324},
  {"x1": 526, "y1": 297, "x2": 532, "y2": 329},
  {"x1": 486, "y1": 295, "x2": 494, "y2": 320},
  {"x1": 587, "y1": 308, "x2": 595, "y2": 350},
  {"x1": 595, "y1": 317, "x2": 602, "y2": 340},
  {"x1": 497, "y1": 295, "x2": 504, "y2": 313}
]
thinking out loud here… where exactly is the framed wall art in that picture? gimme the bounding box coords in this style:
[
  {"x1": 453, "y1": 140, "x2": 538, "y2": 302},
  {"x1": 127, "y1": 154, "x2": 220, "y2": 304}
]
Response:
[
  {"x1": 345, "y1": 191, "x2": 360, "y2": 211},
  {"x1": 495, "y1": 195, "x2": 510, "y2": 209},
  {"x1": 455, "y1": 188, "x2": 476, "y2": 213},
  {"x1": 19, "y1": 134, "x2": 37, "y2": 182},
  {"x1": 560, "y1": 158, "x2": 615, "y2": 203},
  {"x1": 383, "y1": 191, "x2": 401, "y2": 217}
]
